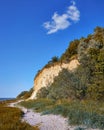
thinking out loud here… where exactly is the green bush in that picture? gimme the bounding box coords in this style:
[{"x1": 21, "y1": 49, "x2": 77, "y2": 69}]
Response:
[
  {"x1": 74, "y1": 127, "x2": 86, "y2": 130},
  {"x1": 60, "y1": 39, "x2": 79, "y2": 62},
  {"x1": 37, "y1": 87, "x2": 49, "y2": 98},
  {"x1": 19, "y1": 98, "x2": 55, "y2": 112},
  {"x1": 17, "y1": 88, "x2": 33, "y2": 99}
]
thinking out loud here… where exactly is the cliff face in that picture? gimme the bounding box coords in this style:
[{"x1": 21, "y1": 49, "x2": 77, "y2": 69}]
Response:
[
  {"x1": 26, "y1": 27, "x2": 104, "y2": 101},
  {"x1": 30, "y1": 59, "x2": 79, "y2": 99}
]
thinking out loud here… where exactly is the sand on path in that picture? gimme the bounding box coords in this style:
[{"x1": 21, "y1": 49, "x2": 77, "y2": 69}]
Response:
[
  {"x1": 9, "y1": 101, "x2": 99, "y2": 130},
  {"x1": 9, "y1": 101, "x2": 75, "y2": 130}
]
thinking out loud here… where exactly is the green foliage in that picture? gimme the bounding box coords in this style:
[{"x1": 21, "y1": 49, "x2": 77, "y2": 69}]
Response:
[
  {"x1": 60, "y1": 39, "x2": 80, "y2": 62},
  {"x1": 37, "y1": 66, "x2": 89, "y2": 100},
  {"x1": 48, "y1": 56, "x2": 59, "y2": 64},
  {"x1": 19, "y1": 98, "x2": 55, "y2": 112},
  {"x1": 77, "y1": 27, "x2": 104, "y2": 101},
  {"x1": 87, "y1": 49, "x2": 104, "y2": 100},
  {"x1": 17, "y1": 91, "x2": 29, "y2": 98},
  {"x1": 0, "y1": 101, "x2": 39, "y2": 130},
  {"x1": 17, "y1": 88, "x2": 33, "y2": 99},
  {"x1": 94, "y1": 26, "x2": 104, "y2": 46},
  {"x1": 74, "y1": 127, "x2": 86, "y2": 130},
  {"x1": 37, "y1": 87, "x2": 49, "y2": 98},
  {"x1": 45, "y1": 69, "x2": 77, "y2": 100}
]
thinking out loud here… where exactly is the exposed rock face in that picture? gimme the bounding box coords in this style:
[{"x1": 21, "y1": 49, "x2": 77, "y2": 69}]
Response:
[{"x1": 30, "y1": 59, "x2": 79, "y2": 99}]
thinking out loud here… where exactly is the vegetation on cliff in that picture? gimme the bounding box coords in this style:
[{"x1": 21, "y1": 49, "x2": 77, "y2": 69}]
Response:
[
  {"x1": 37, "y1": 26, "x2": 104, "y2": 101},
  {"x1": 17, "y1": 88, "x2": 33, "y2": 99}
]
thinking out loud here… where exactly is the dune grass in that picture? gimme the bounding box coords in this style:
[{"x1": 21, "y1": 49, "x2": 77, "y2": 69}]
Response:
[
  {"x1": 19, "y1": 98, "x2": 55, "y2": 112},
  {"x1": 0, "y1": 100, "x2": 39, "y2": 130},
  {"x1": 19, "y1": 99, "x2": 104, "y2": 129}
]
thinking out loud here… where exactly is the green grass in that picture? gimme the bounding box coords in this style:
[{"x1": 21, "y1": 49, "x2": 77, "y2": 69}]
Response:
[
  {"x1": 19, "y1": 98, "x2": 55, "y2": 112},
  {"x1": 19, "y1": 99, "x2": 104, "y2": 129},
  {"x1": 0, "y1": 100, "x2": 39, "y2": 130}
]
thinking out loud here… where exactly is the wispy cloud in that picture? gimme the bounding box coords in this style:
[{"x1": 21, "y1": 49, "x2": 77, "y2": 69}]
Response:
[
  {"x1": 67, "y1": 1, "x2": 80, "y2": 22},
  {"x1": 43, "y1": 0, "x2": 80, "y2": 34}
]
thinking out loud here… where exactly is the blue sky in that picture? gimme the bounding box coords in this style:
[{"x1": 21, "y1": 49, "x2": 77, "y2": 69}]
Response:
[{"x1": 0, "y1": 0, "x2": 104, "y2": 97}]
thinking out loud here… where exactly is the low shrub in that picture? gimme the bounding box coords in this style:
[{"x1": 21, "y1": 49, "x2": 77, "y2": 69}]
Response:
[
  {"x1": 19, "y1": 98, "x2": 55, "y2": 112},
  {"x1": 0, "y1": 101, "x2": 39, "y2": 130}
]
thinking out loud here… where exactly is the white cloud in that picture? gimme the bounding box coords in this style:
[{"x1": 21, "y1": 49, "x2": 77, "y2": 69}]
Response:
[
  {"x1": 43, "y1": 13, "x2": 71, "y2": 34},
  {"x1": 43, "y1": 0, "x2": 80, "y2": 34},
  {"x1": 67, "y1": 1, "x2": 80, "y2": 22}
]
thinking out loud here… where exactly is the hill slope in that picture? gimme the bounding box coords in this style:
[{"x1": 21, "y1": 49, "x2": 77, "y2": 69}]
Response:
[
  {"x1": 30, "y1": 26, "x2": 104, "y2": 101},
  {"x1": 17, "y1": 27, "x2": 104, "y2": 101}
]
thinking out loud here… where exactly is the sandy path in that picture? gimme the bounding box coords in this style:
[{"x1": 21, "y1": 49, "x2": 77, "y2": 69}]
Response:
[
  {"x1": 22, "y1": 109, "x2": 75, "y2": 130},
  {"x1": 9, "y1": 101, "x2": 99, "y2": 130},
  {"x1": 9, "y1": 101, "x2": 75, "y2": 130}
]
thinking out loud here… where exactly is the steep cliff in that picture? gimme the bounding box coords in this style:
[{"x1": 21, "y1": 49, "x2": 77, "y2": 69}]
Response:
[
  {"x1": 28, "y1": 27, "x2": 104, "y2": 100},
  {"x1": 30, "y1": 59, "x2": 79, "y2": 99}
]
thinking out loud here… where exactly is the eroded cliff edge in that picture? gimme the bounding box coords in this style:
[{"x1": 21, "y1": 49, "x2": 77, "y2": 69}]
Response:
[{"x1": 30, "y1": 59, "x2": 79, "y2": 99}]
